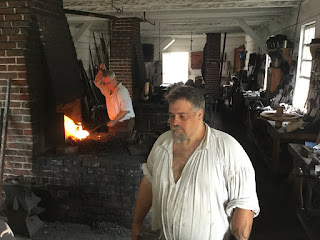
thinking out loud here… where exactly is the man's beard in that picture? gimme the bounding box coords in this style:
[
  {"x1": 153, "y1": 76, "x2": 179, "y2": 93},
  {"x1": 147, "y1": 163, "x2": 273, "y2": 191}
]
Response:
[{"x1": 171, "y1": 125, "x2": 187, "y2": 142}]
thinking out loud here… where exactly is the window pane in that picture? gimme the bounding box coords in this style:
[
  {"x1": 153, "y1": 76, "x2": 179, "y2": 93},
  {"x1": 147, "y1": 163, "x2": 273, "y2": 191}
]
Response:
[
  {"x1": 293, "y1": 78, "x2": 310, "y2": 111},
  {"x1": 163, "y1": 52, "x2": 189, "y2": 84},
  {"x1": 308, "y1": 26, "x2": 315, "y2": 41},
  {"x1": 302, "y1": 45, "x2": 312, "y2": 60},
  {"x1": 304, "y1": 28, "x2": 310, "y2": 44},
  {"x1": 300, "y1": 61, "x2": 312, "y2": 78},
  {"x1": 293, "y1": 22, "x2": 315, "y2": 110},
  {"x1": 304, "y1": 26, "x2": 315, "y2": 44}
]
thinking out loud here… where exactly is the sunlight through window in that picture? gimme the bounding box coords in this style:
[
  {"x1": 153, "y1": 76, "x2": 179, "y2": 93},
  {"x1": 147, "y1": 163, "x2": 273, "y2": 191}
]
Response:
[
  {"x1": 162, "y1": 52, "x2": 189, "y2": 85},
  {"x1": 293, "y1": 22, "x2": 315, "y2": 111}
]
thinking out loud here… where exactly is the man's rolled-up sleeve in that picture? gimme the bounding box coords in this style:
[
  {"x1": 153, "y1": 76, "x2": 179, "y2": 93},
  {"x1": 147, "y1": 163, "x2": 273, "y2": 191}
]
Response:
[
  {"x1": 223, "y1": 137, "x2": 260, "y2": 218},
  {"x1": 141, "y1": 163, "x2": 152, "y2": 183},
  {"x1": 117, "y1": 92, "x2": 128, "y2": 112},
  {"x1": 225, "y1": 167, "x2": 260, "y2": 217}
]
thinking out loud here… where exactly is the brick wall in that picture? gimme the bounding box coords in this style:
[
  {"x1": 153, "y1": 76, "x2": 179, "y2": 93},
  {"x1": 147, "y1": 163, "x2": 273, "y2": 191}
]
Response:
[
  {"x1": 0, "y1": 0, "x2": 40, "y2": 179},
  {"x1": 0, "y1": 0, "x2": 81, "y2": 180},
  {"x1": 110, "y1": 18, "x2": 146, "y2": 100},
  {"x1": 204, "y1": 33, "x2": 221, "y2": 98}
]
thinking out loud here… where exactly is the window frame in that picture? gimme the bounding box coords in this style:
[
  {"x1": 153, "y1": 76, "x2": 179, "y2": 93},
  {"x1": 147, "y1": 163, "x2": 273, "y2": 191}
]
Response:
[
  {"x1": 297, "y1": 22, "x2": 315, "y2": 79},
  {"x1": 293, "y1": 21, "x2": 316, "y2": 111}
]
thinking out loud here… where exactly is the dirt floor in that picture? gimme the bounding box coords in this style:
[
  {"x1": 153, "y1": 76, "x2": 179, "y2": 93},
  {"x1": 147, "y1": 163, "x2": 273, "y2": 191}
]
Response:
[{"x1": 16, "y1": 221, "x2": 131, "y2": 240}]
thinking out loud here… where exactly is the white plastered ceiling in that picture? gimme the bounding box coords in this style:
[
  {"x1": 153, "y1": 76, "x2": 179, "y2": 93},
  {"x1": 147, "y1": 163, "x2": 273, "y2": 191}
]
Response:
[{"x1": 64, "y1": 0, "x2": 303, "y2": 39}]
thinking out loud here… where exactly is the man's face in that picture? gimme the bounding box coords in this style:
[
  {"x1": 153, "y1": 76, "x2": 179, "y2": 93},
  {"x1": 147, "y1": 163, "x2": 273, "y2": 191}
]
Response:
[
  {"x1": 168, "y1": 99, "x2": 203, "y2": 143},
  {"x1": 103, "y1": 76, "x2": 115, "y2": 90}
]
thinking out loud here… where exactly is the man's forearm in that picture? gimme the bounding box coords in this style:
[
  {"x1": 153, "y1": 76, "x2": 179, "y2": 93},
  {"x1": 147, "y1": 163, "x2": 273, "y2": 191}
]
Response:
[
  {"x1": 133, "y1": 176, "x2": 152, "y2": 224},
  {"x1": 94, "y1": 68, "x2": 103, "y2": 89},
  {"x1": 131, "y1": 176, "x2": 152, "y2": 239},
  {"x1": 109, "y1": 111, "x2": 129, "y2": 126},
  {"x1": 230, "y1": 208, "x2": 254, "y2": 240}
]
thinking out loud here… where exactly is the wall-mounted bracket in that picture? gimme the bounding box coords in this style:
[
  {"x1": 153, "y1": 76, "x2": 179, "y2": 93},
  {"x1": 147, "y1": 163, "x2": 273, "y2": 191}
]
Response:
[
  {"x1": 142, "y1": 12, "x2": 155, "y2": 26},
  {"x1": 111, "y1": 0, "x2": 123, "y2": 13}
]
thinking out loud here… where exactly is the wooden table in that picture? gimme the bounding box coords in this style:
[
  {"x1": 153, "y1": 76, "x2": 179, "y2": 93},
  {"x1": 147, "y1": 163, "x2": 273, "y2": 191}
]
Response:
[
  {"x1": 288, "y1": 143, "x2": 320, "y2": 240},
  {"x1": 288, "y1": 143, "x2": 313, "y2": 208},
  {"x1": 263, "y1": 120, "x2": 317, "y2": 176}
]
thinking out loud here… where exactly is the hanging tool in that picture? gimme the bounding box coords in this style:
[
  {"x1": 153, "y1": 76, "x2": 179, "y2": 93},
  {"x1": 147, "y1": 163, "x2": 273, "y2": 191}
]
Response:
[
  {"x1": 78, "y1": 60, "x2": 100, "y2": 106},
  {"x1": 89, "y1": 45, "x2": 97, "y2": 78},
  {"x1": 93, "y1": 32, "x2": 102, "y2": 64},
  {"x1": 100, "y1": 33, "x2": 109, "y2": 69},
  {"x1": 0, "y1": 78, "x2": 11, "y2": 206}
]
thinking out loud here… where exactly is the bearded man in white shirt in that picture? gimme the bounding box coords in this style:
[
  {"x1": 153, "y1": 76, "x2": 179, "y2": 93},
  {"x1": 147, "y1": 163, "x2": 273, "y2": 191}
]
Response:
[
  {"x1": 94, "y1": 63, "x2": 135, "y2": 136},
  {"x1": 131, "y1": 85, "x2": 259, "y2": 240}
]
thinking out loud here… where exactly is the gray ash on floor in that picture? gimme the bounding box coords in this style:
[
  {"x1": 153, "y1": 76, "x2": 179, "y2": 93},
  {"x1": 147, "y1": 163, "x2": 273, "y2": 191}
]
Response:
[
  {"x1": 91, "y1": 221, "x2": 131, "y2": 236},
  {"x1": 32, "y1": 221, "x2": 131, "y2": 240}
]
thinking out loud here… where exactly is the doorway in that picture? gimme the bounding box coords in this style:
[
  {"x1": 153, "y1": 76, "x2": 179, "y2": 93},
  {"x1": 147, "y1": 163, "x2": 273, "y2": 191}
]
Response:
[{"x1": 162, "y1": 52, "x2": 189, "y2": 85}]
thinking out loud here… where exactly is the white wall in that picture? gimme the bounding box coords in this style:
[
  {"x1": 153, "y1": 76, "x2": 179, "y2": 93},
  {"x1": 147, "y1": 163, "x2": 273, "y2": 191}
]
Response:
[
  {"x1": 70, "y1": 26, "x2": 91, "y2": 71},
  {"x1": 69, "y1": 25, "x2": 110, "y2": 81},
  {"x1": 165, "y1": 36, "x2": 205, "y2": 82},
  {"x1": 142, "y1": 34, "x2": 245, "y2": 85},
  {"x1": 165, "y1": 34, "x2": 245, "y2": 79},
  {"x1": 221, "y1": 34, "x2": 246, "y2": 75},
  {"x1": 244, "y1": 35, "x2": 258, "y2": 70}
]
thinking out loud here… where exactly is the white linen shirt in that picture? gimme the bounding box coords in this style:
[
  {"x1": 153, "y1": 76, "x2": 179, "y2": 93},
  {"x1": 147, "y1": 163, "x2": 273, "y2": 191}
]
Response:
[
  {"x1": 142, "y1": 124, "x2": 260, "y2": 240},
  {"x1": 98, "y1": 82, "x2": 135, "y2": 122}
]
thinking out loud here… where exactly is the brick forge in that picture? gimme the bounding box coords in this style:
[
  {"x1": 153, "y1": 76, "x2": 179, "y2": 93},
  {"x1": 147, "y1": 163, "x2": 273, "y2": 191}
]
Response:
[
  {"x1": 0, "y1": 1, "x2": 147, "y2": 228},
  {"x1": 0, "y1": 0, "x2": 83, "y2": 180}
]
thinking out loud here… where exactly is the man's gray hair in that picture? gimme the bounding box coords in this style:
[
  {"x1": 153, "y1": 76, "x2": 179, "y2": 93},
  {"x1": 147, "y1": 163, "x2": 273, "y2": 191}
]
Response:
[
  {"x1": 102, "y1": 70, "x2": 116, "y2": 79},
  {"x1": 165, "y1": 85, "x2": 205, "y2": 112}
]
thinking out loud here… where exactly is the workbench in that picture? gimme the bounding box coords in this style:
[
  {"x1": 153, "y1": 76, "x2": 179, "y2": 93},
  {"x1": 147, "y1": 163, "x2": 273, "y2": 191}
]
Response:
[
  {"x1": 263, "y1": 120, "x2": 317, "y2": 176},
  {"x1": 288, "y1": 143, "x2": 320, "y2": 240}
]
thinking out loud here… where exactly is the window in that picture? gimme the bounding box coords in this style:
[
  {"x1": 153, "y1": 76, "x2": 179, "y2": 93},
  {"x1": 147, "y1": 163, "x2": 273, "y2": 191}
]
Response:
[
  {"x1": 264, "y1": 55, "x2": 271, "y2": 90},
  {"x1": 162, "y1": 52, "x2": 189, "y2": 85},
  {"x1": 299, "y1": 24, "x2": 315, "y2": 78},
  {"x1": 293, "y1": 22, "x2": 315, "y2": 111}
]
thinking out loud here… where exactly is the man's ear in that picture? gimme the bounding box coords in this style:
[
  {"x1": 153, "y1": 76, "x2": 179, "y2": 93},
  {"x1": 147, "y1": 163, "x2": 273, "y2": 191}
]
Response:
[{"x1": 197, "y1": 109, "x2": 203, "y2": 119}]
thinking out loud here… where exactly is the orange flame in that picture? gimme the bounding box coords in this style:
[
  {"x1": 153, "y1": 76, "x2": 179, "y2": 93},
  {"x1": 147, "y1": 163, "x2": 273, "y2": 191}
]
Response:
[{"x1": 64, "y1": 115, "x2": 89, "y2": 140}]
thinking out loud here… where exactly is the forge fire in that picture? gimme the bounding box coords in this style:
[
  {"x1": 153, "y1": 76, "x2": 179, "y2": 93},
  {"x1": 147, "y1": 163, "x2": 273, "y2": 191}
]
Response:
[{"x1": 64, "y1": 115, "x2": 89, "y2": 140}]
